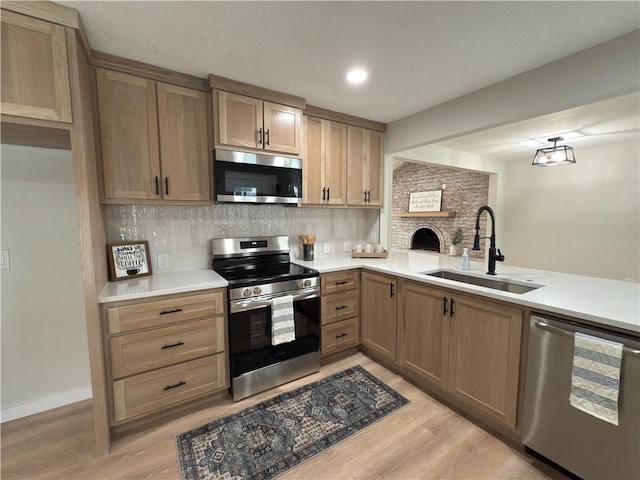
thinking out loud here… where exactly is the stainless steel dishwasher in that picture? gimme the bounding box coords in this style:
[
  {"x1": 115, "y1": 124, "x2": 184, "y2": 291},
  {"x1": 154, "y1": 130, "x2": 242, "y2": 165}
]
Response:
[{"x1": 523, "y1": 314, "x2": 640, "y2": 480}]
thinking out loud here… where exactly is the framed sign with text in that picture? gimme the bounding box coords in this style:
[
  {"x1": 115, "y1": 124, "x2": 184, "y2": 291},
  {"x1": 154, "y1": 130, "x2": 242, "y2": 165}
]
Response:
[
  {"x1": 408, "y1": 190, "x2": 442, "y2": 212},
  {"x1": 107, "y1": 241, "x2": 152, "y2": 281}
]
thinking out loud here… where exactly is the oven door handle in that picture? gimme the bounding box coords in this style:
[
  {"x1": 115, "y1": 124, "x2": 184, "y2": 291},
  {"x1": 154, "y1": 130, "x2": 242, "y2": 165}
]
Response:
[{"x1": 230, "y1": 291, "x2": 320, "y2": 314}]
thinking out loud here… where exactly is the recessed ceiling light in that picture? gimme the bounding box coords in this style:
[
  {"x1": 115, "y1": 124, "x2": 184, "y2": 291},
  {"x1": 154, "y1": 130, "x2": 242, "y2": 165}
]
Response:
[{"x1": 346, "y1": 69, "x2": 368, "y2": 84}]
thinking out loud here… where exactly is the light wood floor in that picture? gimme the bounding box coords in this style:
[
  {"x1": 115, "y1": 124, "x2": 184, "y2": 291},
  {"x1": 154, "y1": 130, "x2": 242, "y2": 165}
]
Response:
[{"x1": 1, "y1": 353, "x2": 565, "y2": 479}]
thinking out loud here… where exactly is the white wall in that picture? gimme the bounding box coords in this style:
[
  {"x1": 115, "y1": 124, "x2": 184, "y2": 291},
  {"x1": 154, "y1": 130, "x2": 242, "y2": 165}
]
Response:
[
  {"x1": 386, "y1": 30, "x2": 640, "y2": 153},
  {"x1": 501, "y1": 140, "x2": 639, "y2": 281},
  {"x1": 1, "y1": 144, "x2": 92, "y2": 422}
]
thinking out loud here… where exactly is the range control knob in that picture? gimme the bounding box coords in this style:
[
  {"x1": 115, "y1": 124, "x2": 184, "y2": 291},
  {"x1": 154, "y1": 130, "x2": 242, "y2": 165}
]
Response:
[
  {"x1": 296, "y1": 279, "x2": 304, "y2": 289},
  {"x1": 304, "y1": 279, "x2": 312, "y2": 287},
  {"x1": 243, "y1": 288, "x2": 252, "y2": 298},
  {"x1": 253, "y1": 287, "x2": 262, "y2": 295}
]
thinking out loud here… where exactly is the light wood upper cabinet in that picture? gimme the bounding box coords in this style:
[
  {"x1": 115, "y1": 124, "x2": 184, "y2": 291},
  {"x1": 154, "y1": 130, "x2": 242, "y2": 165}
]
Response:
[
  {"x1": 400, "y1": 281, "x2": 450, "y2": 390},
  {"x1": 361, "y1": 271, "x2": 397, "y2": 362},
  {"x1": 157, "y1": 83, "x2": 210, "y2": 201},
  {"x1": 1, "y1": 10, "x2": 72, "y2": 123},
  {"x1": 95, "y1": 68, "x2": 210, "y2": 203},
  {"x1": 217, "y1": 91, "x2": 302, "y2": 155},
  {"x1": 347, "y1": 126, "x2": 384, "y2": 207},
  {"x1": 448, "y1": 293, "x2": 522, "y2": 429},
  {"x1": 302, "y1": 116, "x2": 347, "y2": 205},
  {"x1": 96, "y1": 69, "x2": 160, "y2": 200}
]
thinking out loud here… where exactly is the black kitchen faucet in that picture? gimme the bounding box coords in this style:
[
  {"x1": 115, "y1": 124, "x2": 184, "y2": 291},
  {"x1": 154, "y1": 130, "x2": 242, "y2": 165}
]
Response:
[{"x1": 473, "y1": 205, "x2": 505, "y2": 275}]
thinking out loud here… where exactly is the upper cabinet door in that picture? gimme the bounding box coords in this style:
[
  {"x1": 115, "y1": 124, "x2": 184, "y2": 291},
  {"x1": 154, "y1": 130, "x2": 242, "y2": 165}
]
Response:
[
  {"x1": 96, "y1": 68, "x2": 161, "y2": 200},
  {"x1": 263, "y1": 101, "x2": 302, "y2": 155},
  {"x1": 347, "y1": 126, "x2": 366, "y2": 206},
  {"x1": 365, "y1": 130, "x2": 384, "y2": 206},
  {"x1": 157, "y1": 83, "x2": 210, "y2": 202},
  {"x1": 323, "y1": 120, "x2": 347, "y2": 205},
  {"x1": 217, "y1": 91, "x2": 262, "y2": 150},
  {"x1": 303, "y1": 116, "x2": 324, "y2": 204},
  {"x1": 1, "y1": 10, "x2": 72, "y2": 123}
]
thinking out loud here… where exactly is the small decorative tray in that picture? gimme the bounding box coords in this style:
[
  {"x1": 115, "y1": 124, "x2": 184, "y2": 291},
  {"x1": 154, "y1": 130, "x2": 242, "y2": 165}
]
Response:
[{"x1": 351, "y1": 250, "x2": 389, "y2": 259}]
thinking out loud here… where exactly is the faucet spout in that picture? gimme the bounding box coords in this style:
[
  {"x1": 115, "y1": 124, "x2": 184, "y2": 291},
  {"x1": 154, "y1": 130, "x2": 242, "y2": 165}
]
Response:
[{"x1": 472, "y1": 206, "x2": 505, "y2": 275}]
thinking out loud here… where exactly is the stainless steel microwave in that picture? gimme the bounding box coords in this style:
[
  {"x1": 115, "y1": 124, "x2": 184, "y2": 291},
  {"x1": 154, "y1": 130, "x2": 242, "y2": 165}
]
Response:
[{"x1": 214, "y1": 149, "x2": 302, "y2": 204}]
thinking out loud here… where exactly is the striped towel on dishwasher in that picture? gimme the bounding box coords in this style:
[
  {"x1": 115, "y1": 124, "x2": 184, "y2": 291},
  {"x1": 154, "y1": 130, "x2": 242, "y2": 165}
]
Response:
[
  {"x1": 271, "y1": 295, "x2": 295, "y2": 346},
  {"x1": 569, "y1": 332, "x2": 623, "y2": 426}
]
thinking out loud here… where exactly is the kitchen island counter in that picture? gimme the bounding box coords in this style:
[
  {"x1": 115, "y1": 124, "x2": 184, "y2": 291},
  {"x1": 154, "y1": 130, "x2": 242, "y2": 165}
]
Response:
[{"x1": 294, "y1": 250, "x2": 640, "y2": 334}]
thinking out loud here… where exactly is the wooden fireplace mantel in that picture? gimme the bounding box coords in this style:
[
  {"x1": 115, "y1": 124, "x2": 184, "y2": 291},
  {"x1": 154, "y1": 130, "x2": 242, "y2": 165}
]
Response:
[{"x1": 393, "y1": 211, "x2": 457, "y2": 218}]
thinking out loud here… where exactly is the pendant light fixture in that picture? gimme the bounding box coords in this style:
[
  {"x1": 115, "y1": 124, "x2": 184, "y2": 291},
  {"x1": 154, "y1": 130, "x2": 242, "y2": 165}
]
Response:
[{"x1": 532, "y1": 136, "x2": 576, "y2": 167}]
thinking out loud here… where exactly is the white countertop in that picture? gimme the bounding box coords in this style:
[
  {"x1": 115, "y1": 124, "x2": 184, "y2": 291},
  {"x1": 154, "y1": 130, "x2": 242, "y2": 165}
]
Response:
[
  {"x1": 293, "y1": 250, "x2": 640, "y2": 334},
  {"x1": 98, "y1": 269, "x2": 228, "y2": 303}
]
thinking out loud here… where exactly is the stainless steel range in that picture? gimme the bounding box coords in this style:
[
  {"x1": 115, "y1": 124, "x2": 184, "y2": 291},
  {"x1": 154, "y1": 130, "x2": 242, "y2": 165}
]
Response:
[{"x1": 212, "y1": 236, "x2": 320, "y2": 401}]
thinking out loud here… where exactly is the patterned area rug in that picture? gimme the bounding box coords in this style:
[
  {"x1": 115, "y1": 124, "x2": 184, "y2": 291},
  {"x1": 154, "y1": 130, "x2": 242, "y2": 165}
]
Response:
[{"x1": 176, "y1": 365, "x2": 409, "y2": 480}]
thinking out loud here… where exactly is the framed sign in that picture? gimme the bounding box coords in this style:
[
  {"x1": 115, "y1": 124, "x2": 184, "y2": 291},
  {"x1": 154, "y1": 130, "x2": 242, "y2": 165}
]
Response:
[
  {"x1": 107, "y1": 241, "x2": 152, "y2": 281},
  {"x1": 408, "y1": 190, "x2": 442, "y2": 212}
]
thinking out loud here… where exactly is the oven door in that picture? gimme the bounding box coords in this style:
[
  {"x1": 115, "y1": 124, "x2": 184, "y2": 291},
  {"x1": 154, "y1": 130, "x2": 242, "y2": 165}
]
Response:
[{"x1": 228, "y1": 290, "x2": 320, "y2": 379}]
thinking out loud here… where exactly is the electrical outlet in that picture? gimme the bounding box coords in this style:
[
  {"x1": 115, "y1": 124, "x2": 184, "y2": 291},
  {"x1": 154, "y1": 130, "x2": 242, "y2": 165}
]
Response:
[
  {"x1": 157, "y1": 253, "x2": 170, "y2": 269},
  {"x1": 323, "y1": 242, "x2": 331, "y2": 254},
  {"x1": 0, "y1": 250, "x2": 10, "y2": 270},
  {"x1": 343, "y1": 241, "x2": 351, "y2": 252}
]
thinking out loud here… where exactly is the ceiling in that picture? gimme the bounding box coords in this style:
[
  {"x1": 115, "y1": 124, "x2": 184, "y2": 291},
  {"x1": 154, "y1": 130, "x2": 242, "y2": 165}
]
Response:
[
  {"x1": 60, "y1": 1, "x2": 639, "y2": 124},
  {"x1": 432, "y1": 91, "x2": 640, "y2": 162}
]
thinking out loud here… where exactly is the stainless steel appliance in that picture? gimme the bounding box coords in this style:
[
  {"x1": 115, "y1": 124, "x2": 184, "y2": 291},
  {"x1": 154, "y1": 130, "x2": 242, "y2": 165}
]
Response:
[
  {"x1": 212, "y1": 236, "x2": 320, "y2": 400},
  {"x1": 214, "y1": 149, "x2": 302, "y2": 204},
  {"x1": 523, "y1": 314, "x2": 640, "y2": 479}
]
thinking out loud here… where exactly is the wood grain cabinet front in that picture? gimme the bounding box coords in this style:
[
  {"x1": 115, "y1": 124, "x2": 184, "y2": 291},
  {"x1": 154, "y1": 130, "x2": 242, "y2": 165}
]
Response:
[
  {"x1": 346, "y1": 126, "x2": 384, "y2": 207},
  {"x1": 217, "y1": 91, "x2": 302, "y2": 155},
  {"x1": 95, "y1": 68, "x2": 210, "y2": 203},
  {"x1": 360, "y1": 271, "x2": 398, "y2": 362},
  {"x1": 102, "y1": 288, "x2": 228, "y2": 424},
  {"x1": 320, "y1": 271, "x2": 361, "y2": 356},
  {"x1": 1, "y1": 10, "x2": 72, "y2": 123}
]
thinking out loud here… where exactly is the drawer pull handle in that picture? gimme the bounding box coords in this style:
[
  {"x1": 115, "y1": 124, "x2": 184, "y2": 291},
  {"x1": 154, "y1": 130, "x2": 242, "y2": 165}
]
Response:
[
  {"x1": 159, "y1": 308, "x2": 183, "y2": 315},
  {"x1": 336, "y1": 333, "x2": 348, "y2": 338},
  {"x1": 163, "y1": 381, "x2": 186, "y2": 391},
  {"x1": 161, "y1": 341, "x2": 184, "y2": 350},
  {"x1": 335, "y1": 280, "x2": 348, "y2": 285},
  {"x1": 335, "y1": 305, "x2": 348, "y2": 310}
]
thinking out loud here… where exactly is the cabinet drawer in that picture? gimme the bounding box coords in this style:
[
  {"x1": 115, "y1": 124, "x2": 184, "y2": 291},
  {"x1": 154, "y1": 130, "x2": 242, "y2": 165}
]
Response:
[
  {"x1": 321, "y1": 317, "x2": 360, "y2": 355},
  {"x1": 113, "y1": 354, "x2": 226, "y2": 422},
  {"x1": 107, "y1": 291, "x2": 224, "y2": 334},
  {"x1": 109, "y1": 317, "x2": 224, "y2": 379},
  {"x1": 322, "y1": 291, "x2": 359, "y2": 325},
  {"x1": 321, "y1": 270, "x2": 360, "y2": 295}
]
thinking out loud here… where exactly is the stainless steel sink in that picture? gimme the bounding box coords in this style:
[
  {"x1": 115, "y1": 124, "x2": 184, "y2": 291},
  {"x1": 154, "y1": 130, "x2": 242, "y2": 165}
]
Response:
[{"x1": 424, "y1": 270, "x2": 542, "y2": 294}]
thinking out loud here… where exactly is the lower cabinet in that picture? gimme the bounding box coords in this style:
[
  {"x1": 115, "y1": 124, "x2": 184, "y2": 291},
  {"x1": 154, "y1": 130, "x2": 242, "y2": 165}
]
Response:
[
  {"x1": 102, "y1": 289, "x2": 228, "y2": 424},
  {"x1": 398, "y1": 280, "x2": 523, "y2": 429},
  {"x1": 320, "y1": 270, "x2": 360, "y2": 355},
  {"x1": 361, "y1": 271, "x2": 397, "y2": 362}
]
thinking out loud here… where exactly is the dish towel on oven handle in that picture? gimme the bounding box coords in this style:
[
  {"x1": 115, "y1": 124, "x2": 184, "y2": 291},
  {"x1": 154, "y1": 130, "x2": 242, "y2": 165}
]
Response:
[
  {"x1": 271, "y1": 295, "x2": 296, "y2": 346},
  {"x1": 569, "y1": 331, "x2": 623, "y2": 426}
]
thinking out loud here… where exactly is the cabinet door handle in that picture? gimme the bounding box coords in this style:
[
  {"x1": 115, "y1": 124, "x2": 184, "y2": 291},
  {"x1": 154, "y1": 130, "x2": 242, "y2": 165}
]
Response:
[
  {"x1": 163, "y1": 381, "x2": 186, "y2": 391},
  {"x1": 390, "y1": 283, "x2": 395, "y2": 298},
  {"x1": 164, "y1": 177, "x2": 169, "y2": 196},
  {"x1": 336, "y1": 333, "x2": 348, "y2": 338},
  {"x1": 161, "y1": 341, "x2": 184, "y2": 350},
  {"x1": 443, "y1": 297, "x2": 448, "y2": 316},
  {"x1": 257, "y1": 128, "x2": 263, "y2": 145},
  {"x1": 265, "y1": 128, "x2": 270, "y2": 146},
  {"x1": 322, "y1": 187, "x2": 326, "y2": 201},
  {"x1": 450, "y1": 298, "x2": 455, "y2": 317},
  {"x1": 327, "y1": 187, "x2": 330, "y2": 201},
  {"x1": 363, "y1": 191, "x2": 367, "y2": 202},
  {"x1": 367, "y1": 191, "x2": 371, "y2": 202},
  {"x1": 155, "y1": 176, "x2": 159, "y2": 195},
  {"x1": 159, "y1": 308, "x2": 183, "y2": 315},
  {"x1": 335, "y1": 305, "x2": 348, "y2": 310},
  {"x1": 335, "y1": 280, "x2": 348, "y2": 286}
]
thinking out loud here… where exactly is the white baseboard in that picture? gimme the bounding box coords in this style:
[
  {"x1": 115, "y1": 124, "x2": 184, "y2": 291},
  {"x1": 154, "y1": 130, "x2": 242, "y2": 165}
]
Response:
[{"x1": 1, "y1": 385, "x2": 93, "y2": 423}]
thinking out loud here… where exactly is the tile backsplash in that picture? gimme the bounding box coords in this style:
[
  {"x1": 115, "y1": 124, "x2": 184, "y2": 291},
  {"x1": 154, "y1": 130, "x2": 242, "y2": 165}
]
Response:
[{"x1": 106, "y1": 204, "x2": 380, "y2": 272}]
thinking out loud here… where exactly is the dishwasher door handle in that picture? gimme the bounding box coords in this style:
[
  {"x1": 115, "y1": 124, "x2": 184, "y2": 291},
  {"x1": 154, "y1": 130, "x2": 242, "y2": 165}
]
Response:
[{"x1": 534, "y1": 320, "x2": 640, "y2": 356}]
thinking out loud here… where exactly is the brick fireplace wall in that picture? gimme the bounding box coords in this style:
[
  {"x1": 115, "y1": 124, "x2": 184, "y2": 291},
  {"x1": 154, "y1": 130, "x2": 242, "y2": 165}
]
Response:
[{"x1": 391, "y1": 162, "x2": 490, "y2": 258}]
